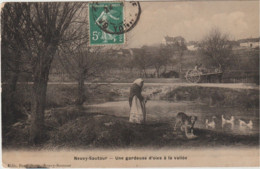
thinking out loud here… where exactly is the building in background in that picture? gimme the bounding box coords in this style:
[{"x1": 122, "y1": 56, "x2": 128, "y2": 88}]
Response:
[{"x1": 238, "y1": 38, "x2": 259, "y2": 49}]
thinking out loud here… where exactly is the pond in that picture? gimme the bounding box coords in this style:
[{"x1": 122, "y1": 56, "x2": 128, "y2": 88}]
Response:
[{"x1": 86, "y1": 100, "x2": 259, "y2": 136}]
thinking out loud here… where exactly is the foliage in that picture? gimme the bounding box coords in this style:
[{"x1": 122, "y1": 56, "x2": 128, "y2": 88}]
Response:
[
  {"x1": 199, "y1": 28, "x2": 233, "y2": 71},
  {"x1": 150, "y1": 45, "x2": 172, "y2": 77},
  {"x1": 132, "y1": 47, "x2": 152, "y2": 77}
]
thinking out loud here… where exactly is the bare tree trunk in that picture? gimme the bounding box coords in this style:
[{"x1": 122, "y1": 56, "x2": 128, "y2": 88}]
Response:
[
  {"x1": 10, "y1": 73, "x2": 19, "y2": 93},
  {"x1": 76, "y1": 72, "x2": 85, "y2": 105},
  {"x1": 156, "y1": 69, "x2": 160, "y2": 78},
  {"x1": 30, "y1": 70, "x2": 48, "y2": 144},
  {"x1": 6, "y1": 57, "x2": 20, "y2": 123},
  {"x1": 179, "y1": 54, "x2": 183, "y2": 73},
  {"x1": 4, "y1": 72, "x2": 19, "y2": 124},
  {"x1": 155, "y1": 67, "x2": 160, "y2": 78},
  {"x1": 9, "y1": 71, "x2": 19, "y2": 118},
  {"x1": 30, "y1": 47, "x2": 56, "y2": 144}
]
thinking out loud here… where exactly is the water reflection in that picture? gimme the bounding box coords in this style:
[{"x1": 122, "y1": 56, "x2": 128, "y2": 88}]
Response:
[{"x1": 238, "y1": 125, "x2": 254, "y2": 135}]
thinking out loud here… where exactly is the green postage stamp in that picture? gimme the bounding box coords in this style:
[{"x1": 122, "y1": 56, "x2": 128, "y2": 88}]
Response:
[
  {"x1": 89, "y1": 1, "x2": 141, "y2": 45},
  {"x1": 89, "y1": 2, "x2": 125, "y2": 45}
]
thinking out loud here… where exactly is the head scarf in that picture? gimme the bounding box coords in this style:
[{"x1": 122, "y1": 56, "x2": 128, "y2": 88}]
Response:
[{"x1": 133, "y1": 78, "x2": 144, "y2": 87}]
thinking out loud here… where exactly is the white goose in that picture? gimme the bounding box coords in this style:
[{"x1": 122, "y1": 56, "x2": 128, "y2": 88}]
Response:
[
  {"x1": 222, "y1": 115, "x2": 234, "y2": 124},
  {"x1": 205, "y1": 116, "x2": 216, "y2": 129},
  {"x1": 239, "y1": 119, "x2": 253, "y2": 129},
  {"x1": 222, "y1": 115, "x2": 235, "y2": 128}
]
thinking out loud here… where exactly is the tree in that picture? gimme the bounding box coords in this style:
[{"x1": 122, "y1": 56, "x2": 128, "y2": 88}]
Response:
[
  {"x1": 199, "y1": 28, "x2": 233, "y2": 72},
  {"x1": 149, "y1": 45, "x2": 171, "y2": 77},
  {"x1": 57, "y1": 43, "x2": 109, "y2": 105},
  {"x1": 172, "y1": 36, "x2": 187, "y2": 73},
  {"x1": 132, "y1": 47, "x2": 151, "y2": 77},
  {"x1": 1, "y1": 3, "x2": 33, "y2": 123},
  {"x1": 1, "y1": 2, "x2": 85, "y2": 144},
  {"x1": 123, "y1": 56, "x2": 135, "y2": 72},
  {"x1": 163, "y1": 36, "x2": 187, "y2": 71}
]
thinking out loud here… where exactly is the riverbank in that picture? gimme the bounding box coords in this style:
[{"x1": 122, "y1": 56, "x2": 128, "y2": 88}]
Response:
[{"x1": 2, "y1": 111, "x2": 259, "y2": 149}]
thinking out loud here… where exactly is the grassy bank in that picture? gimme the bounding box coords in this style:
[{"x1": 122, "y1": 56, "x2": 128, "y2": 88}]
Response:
[{"x1": 3, "y1": 110, "x2": 259, "y2": 149}]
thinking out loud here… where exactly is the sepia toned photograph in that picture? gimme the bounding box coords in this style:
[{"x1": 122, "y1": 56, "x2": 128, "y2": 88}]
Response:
[{"x1": 1, "y1": 0, "x2": 259, "y2": 168}]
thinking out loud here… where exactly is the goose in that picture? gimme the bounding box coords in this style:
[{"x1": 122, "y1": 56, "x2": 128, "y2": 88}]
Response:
[
  {"x1": 205, "y1": 116, "x2": 216, "y2": 129},
  {"x1": 222, "y1": 115, "x2": 234, "y2": 124},
  {"x1": 222, "y1": 115, "x2": 234, "y2": 128},
  {"x1": 239, "y1": 119, "x2": 253, "y2": 129}
]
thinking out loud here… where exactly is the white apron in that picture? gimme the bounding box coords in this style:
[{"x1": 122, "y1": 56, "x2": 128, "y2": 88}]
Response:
[{"x1": 129, "y1": 96, "x2": 146, "y2": 124}]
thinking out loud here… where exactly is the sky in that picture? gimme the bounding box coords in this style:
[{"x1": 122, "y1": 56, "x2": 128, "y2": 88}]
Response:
[{"x1": 126, "y1": 1, "x2": 259, "y2": 48}]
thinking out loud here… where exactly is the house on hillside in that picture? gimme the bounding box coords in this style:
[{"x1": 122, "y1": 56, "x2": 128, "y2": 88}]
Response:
[
  {"x1": 240, "y1": 42, "x2": 259, "y2": 48},
  {"x1": 238, "y1": 38, "x2": 259, "y2": 49},
  {"x1": 162, "y1": 36, "x2": 186, "y2": 45}
]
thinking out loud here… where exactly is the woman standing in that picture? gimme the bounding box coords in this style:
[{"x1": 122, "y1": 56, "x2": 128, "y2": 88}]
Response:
[{"x1": 129, "y1": 78, "x2": 146, "y2": 124}]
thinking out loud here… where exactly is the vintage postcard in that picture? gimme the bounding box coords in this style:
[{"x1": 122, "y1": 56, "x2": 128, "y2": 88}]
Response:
[{"x1": 1, "y1": 0, "x2": 259, "y2": 168}]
